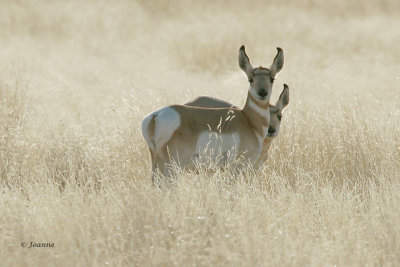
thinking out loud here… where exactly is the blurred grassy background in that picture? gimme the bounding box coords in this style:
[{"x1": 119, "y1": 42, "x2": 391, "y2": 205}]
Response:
[{"x1": 0, "y1": 0, "x2": 399, "y2": 265}]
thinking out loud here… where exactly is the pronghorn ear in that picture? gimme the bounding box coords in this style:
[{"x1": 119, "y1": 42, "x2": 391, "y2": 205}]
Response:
[
  {"x1": 270, "y1": 47, "x2": 284, "y2": 78},
  {"x1": 238, "y1": 45, "x2": 253, "y2": 78},
  {"x1": 276, "y1": 84, "x2": 289, "y2": 110}
]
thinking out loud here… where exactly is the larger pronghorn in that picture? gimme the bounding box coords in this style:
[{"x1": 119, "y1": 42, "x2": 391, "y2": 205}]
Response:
[{"x1": 141, "y1": 46, "x2": 285, "y2": 180}]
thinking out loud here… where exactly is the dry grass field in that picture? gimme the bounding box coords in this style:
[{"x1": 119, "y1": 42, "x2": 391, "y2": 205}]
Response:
[{"x1": 1, "y1": 0, "x2": 400, "y2": 265}]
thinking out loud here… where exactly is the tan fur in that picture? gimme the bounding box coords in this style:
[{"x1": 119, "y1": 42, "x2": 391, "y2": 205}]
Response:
[{"x1": 141, "y1": 46, "x2": 285, "y2": 180}]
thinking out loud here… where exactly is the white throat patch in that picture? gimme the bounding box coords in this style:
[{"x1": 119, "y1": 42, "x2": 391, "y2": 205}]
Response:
[{"x1": 248, "y1": 98, "x2": 269, "y2": 121}]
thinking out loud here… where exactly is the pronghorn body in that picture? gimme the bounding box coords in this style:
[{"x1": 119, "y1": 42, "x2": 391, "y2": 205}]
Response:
[
  {"x1": 142, "y1": 101, "x2": 262, "y2": 176},
  {"x1": 141, "y1": 46, "x2": 284, "y2": 180},
  {"x1": 185, "y1": 85, "x2": 289, "y2": 167}
]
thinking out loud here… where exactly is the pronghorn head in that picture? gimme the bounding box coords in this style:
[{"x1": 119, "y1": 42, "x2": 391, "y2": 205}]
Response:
[
  {"x1": 239, "y1": 45, "x2": 284, "y2": 102},
  {"x1": 267, "y1": 84, "x2": 289, "y2": 137}
]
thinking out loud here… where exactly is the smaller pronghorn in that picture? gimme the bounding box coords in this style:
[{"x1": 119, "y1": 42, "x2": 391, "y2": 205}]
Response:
[
  {"x1": 141, "y1": 45, "x2": 284, "y2": 181},
  {"x1": 185, "y1": 85, "x2": 289, "y2": 167}
]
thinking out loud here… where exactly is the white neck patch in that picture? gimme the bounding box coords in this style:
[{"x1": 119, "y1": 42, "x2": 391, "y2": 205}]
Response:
[{"x1": 248, "y1": 97, "x2": 269, "y2": 121}]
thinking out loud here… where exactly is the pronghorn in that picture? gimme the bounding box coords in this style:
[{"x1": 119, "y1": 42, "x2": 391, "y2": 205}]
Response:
[
  {"x1": 185, "y1": 84, "x2": 289, "y2": 167},
  {"x1": 141, "y1": 46, "x2": 284, "y2": 180}
]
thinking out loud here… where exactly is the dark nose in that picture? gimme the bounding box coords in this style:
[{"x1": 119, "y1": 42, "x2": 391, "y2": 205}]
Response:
[
  {"x1": 258, "y1": 89, "x2": 267, "y2": 97},
  {"x1": 268, "y1": 128, "x2": 275, "y2": 134}
]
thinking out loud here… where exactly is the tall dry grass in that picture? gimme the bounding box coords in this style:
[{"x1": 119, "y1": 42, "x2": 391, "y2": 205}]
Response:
[{"x1": 0, "y1": 0, "x2": 399, "y2": 265}]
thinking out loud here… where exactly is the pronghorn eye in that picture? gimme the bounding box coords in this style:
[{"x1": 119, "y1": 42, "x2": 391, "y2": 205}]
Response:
[
  {"x1": 249, "y1": 78, "x2": 253, "y2": 83},
  {"x1": 270, "y1": 77, "x2": 275, "y2": 83},
  {"x1": 277, "y1": 114, "x2": 282, "y2": 121}
]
